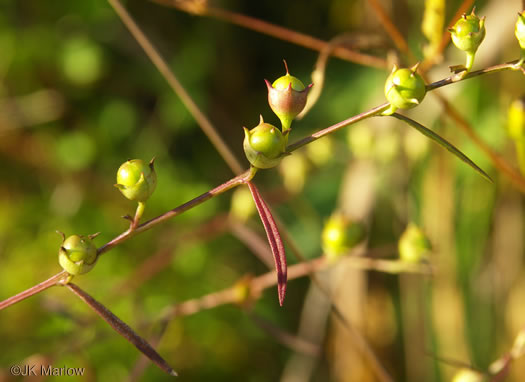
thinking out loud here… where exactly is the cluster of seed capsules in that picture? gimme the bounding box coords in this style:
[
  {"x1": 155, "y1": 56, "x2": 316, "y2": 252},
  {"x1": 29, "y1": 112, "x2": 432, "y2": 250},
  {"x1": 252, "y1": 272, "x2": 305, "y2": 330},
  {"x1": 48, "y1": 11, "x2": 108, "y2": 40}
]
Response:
[
  {"x1": 56, "y1": 9, "x2": 525, "y2": 277},
  {"x1": 242, "y1": 61, "x2": 311, "y2": 169}
]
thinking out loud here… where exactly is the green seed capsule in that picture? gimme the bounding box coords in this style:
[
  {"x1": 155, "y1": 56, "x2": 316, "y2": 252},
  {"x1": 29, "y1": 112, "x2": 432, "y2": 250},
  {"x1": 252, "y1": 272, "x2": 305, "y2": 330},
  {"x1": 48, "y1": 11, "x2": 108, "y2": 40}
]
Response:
[
  {"x1": 450, "y1": 11, "x2": 486, "y2": 53},
  {"x1": 58, "y1": 234, "x2": 98, "y2": 275},
  {"x1": 449, "y1": 9, "x2": 486, "y2": 73},
  {"x1": 398, "y1": 224, "x2": 431, "y2": 263},
  {"x1": 322, "y1": 213, "x2": 366, "y2": 262},
  {"x1": 383, "y1": 64, "x2": 426, "y2": 115},
  {"x1": 243, "y1": 115, "x2": 287, "y2": 169},
  {"x1": 115, "y1": 158, "x2": 157, "y2": 202},
  {"x1": 265, "y1": 61, "x2": 311, "y2": 132}
]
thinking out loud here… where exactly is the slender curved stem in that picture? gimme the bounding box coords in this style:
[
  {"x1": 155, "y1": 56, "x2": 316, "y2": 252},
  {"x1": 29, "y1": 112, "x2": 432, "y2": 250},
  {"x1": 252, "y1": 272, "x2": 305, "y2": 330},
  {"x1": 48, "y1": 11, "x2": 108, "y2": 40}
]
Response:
[
  {"x1": 366, "y1": 0, "x2": 415, "y2": 62},
  {"x1": 287, "y1": 103, "x2": 390, "y2": 152},
  {"x1": 160, "y1": 255, "x2": 430, "y2": 319},
  {"x1": 97, "y1": 167, "x2": 256, "y2": 256},
  {"x1": 426, "y1": 60, "x2": 525, "y2": 91},
  {"x1": 149, "y1": 0, "x2": 388, "y2": 69}
]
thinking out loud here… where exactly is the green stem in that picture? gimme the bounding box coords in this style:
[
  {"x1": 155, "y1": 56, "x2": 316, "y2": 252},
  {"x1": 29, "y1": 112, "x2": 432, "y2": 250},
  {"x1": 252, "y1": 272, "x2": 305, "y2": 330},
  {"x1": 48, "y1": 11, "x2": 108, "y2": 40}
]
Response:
[
  {"x1": 131, "y1": 201, "x2": 146, "y2": 230},
  {"x1": 465, "y1": 51, "x2": 475, "y2": 72},
  {"x1": 281, "y1": 119, "x2": 292, "y2": 135}
]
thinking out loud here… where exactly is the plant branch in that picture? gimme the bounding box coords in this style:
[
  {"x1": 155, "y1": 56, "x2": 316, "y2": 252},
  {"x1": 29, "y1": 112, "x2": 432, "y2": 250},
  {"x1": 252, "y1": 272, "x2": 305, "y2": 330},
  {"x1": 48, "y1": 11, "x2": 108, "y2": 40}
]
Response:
[
  {"x1": 287, "y1": 103, "x2": 390, "y2": 152},
  {"x1": 366, "y1": 0, "x2": 415, "y2": 62},
  {"x1": 0, "y1": 271, "x2": 68, "y2": 311},
  {"x1": 160, "y1": 255, "x2": 430, "y2": 320},
  {"x1": 149, "y1": 0, "x2": 388, "y2": 69},
  {"x1": 426, "y1": 60, "x2": 525, "y2": 91},
  {"x1": 97, "y1": 168, "x2": 256, "y2": 256},
  {"x1": 108, "y1": 0, "x2": 243, "y2": 175}
]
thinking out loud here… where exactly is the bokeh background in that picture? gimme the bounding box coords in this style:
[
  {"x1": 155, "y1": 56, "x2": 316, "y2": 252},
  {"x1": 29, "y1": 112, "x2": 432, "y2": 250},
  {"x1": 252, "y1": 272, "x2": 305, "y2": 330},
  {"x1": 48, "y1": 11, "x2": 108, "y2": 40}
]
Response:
[{"x1": 0, "y1": 0, "x2": 524, "y2": 381}]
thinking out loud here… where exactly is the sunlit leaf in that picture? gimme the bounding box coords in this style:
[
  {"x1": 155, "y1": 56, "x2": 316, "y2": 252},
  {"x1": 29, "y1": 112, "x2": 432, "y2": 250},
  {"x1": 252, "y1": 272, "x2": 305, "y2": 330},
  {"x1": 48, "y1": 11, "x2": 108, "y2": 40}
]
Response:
[
  {"x1": 247, "y1": 182, "x2": 287, "y2": 306},
  {"x1": 390, "y1": 113, "x2": 492, "y2": 183}
]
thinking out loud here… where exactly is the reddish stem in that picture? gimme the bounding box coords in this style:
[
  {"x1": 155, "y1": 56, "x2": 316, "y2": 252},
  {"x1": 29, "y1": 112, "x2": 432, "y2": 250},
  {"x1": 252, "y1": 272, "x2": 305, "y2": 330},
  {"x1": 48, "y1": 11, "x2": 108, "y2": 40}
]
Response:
[{"x1": 0, "y1": 271, "x2": 68, "y2": 311}]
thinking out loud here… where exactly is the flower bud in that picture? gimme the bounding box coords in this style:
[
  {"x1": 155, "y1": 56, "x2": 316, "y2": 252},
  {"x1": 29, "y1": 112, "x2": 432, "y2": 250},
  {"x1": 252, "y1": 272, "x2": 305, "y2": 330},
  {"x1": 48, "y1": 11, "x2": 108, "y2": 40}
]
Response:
[
  {"x1": 383, "y1": 64, "x2": 426, "y2": 115},
  {"x1": 449, "y1": 9, "x2": 486, "y2": 73},
  {"x1": 243, "y1": 115, "x2": 287, "y2": 169},
  {"x1": 58, "y1": 233, "x2": 98, "y2": 275},
  {"x1": 322, "y1": 213, "x2": 366, "y2": 262},
  {"x1": 265, "y1": 61, "x2": 311, "y2": 131},
  {"x1": 115, "y1": 158, "x2": 157, "y2": 202},
  {"x1": 398, "y1": 224, "x2": 431, "y2": 263}
]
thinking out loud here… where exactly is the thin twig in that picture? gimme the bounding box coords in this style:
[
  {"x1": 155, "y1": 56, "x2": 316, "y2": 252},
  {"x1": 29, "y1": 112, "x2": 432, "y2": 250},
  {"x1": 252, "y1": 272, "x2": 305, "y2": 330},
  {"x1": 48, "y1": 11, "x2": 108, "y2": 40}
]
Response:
[
  {"x1": 0, "y1": 271, "x2": 67, "y2": 311},
  {"x1": 367, "y1": 0, "x2": 415, "y2": 61},
  {"x1": 108, "y1": 0, "x2": 243, "y2": 175},
  {"x1": 97, "y1": 168, "x2": 255, "y2": 256},
  {"x1": 149, "y1": 0, "x2": 388, "y2": 69},
  {"x1": 160, "y1": 255, "x2": 430, "y2": 320},
  {"x1": 426, "y1": 60, "x2": 525, "y2": 91},
  {"x1": 287, "y1": 103, "x2": 390, "y2": 152}
]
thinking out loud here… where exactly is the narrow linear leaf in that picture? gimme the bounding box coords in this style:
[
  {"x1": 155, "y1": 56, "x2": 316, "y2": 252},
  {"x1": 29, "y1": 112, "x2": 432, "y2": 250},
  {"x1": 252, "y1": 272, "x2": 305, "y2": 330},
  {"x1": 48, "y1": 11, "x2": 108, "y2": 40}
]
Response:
[
  {"x1": 247, "y1": 181, "x2": 287, "y2": 306},
  {"x1": 390, "y1": 113, "x2": 493, "y2": 183},
  {"x1": 65, "y1": 283, "x2": 178, "y2": 377}
]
